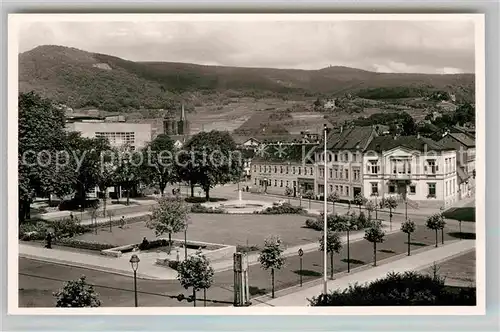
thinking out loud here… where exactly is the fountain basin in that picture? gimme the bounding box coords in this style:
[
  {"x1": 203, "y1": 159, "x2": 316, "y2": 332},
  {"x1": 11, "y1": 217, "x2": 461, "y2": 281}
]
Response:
[{"x1": 202, "y1": 199, "x2": 272, "y2": 214}]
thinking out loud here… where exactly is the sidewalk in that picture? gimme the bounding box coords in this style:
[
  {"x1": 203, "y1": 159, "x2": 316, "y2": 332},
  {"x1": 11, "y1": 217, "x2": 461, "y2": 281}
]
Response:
[
  {"x1": 257, "y1": 239, "x2": 475, "y2": 307},
  {"x1": 19, "y1": 243, "x2": 177, "y2": 280}
]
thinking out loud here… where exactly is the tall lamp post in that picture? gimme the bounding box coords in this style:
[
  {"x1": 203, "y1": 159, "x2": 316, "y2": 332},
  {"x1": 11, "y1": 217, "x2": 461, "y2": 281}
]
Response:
[
  {"x1": 346, "y1": 217, "x2": 351, "y2": 273},
  {"x1": 184, "y1": 223, "x2": 188, "y2": 260},
  {"x1": 322, "y1": 124, "x2": 328, "y2": 295},
  {"x1": 129, "y1": 254, "x2": 140, "y2": 307}
]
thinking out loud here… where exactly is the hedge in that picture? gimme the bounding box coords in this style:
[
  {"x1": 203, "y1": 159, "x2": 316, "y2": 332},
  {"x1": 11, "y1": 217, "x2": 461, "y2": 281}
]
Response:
[
  {"x1": 139, "y1": 239, "x2": 168, "y2": 251},
  {"x1": 190, "y1": 203, "x2": 226, "y2": 214},
  {"x1": 255, "y1": 203, "x2": 305, "y2": 215},
  {"x1": 55, "y1": 238, "x2": 116, "y2": 251},
  {"x1": 185, "y1": 197, "x2": 228, "y2": 204}
]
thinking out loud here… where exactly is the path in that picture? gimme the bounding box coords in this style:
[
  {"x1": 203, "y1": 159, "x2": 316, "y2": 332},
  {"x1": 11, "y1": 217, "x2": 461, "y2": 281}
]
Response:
[{"x1": 256, "y1": 239, "x2": 475, "y2": 306}]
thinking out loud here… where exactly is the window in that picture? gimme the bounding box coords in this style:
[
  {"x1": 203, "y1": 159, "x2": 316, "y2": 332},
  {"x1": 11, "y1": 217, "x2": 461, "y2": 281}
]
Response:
[
  {"x1": 280, "y1": 166, "x2": 283, "y2": 174},
  {"x1": 409, "y1": 185, "x2": 416, "y2": 194},
  {"x1": 293, "y1": 167, "x2": 296, "y2": 174},
  {"x1": 453, "y1": 179, "x2": 456, "y2": 194},
  {"x1": 274, "y1": 166, "x2": 277, "y2": 173},
  {"x1": 389, "y1": 185, "x2": 395, "y2": 193},
  {"x1": 329, "y1": 169, "x2": 333, "y2": 179},
  {"x1": 344, "y1": 153, "x2": 349, "y2": 161},
  {"x1": 298, "y1": 167, "x2": 301, "y2": 175},
  {"x1": 280, "y1": 180, "x2": 283, "y2": 187},
  {"x1": 426, "y1": 160, "x2": 437, "y2": 174},
  {"x1": 334, "y1": 154, "x2": 338, "y2": 162},
  {"x1": 310, "y1": 168, "x2": 314, "y2": 175},
  {"x1": 328, "y1": 154, "x2": 332, "y2": 162},
  {"x1": 259, "y1": 165, "x2": 262, "y2": 172},
  {"x1": 353, "y1": 169, "x2": 360, "y2": 181},
  {"x1": 286, "y1": 180, "x2": 289, "y2": 187},
  {"x1": 274, "y1": 179, "x2": 277, "y2": 187},
  {"x1": 345, "y1": 169, "x2": 349, "y2": 179},
  {"x1": 368, "y1": 160, "x2": 379, "y2": 174},
  {"x1": 286, "y1": 167, "x2": 289, "y2": 174},
  {"x1": 340, "y1": 186, "x2": 343, "y2": 195},
  {"x1": 446, "y1": 181, "x2": 449, "y2": 196},
  {"x1": 335, "y1": 185, "x2": 339, "y2": 192},
  {"x1": 320, "y1": 167, "x2": 325, "y2": 178},
  {"x1": 371, "y1": 182, "x2": 378, "y2": 195},
  {"x1": 353, "y1": 153, "x2": 357, "y2": 162},
  {"x1": 254, "y1": 178, "x2": 257, "y2": 185},
  {"x1": 427, "y1": 183, "x2": 436, "y2": 197},
  {"x1": 334, "y1": 168, "x2": 338, "y2": 179},
  {"x1": 329, "y1": 185, "x2": 333, "y2": 192},
  {"x1": 253, "y1": 165, "x2": 256, "y2": 172},
  {"x1": 346, "y1": 186, "x2": 349, "y2": 196}
]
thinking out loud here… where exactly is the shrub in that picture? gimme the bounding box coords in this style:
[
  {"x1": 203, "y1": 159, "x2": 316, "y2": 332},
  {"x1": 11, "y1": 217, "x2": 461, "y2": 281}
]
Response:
[
  {"x1": 19, "y1": 221, "x2": 48, "y2": 241},
  {"x1": 55, "y1": 238, "x2": 116, "y2": 251},
  {"x1": 51, "y1": 218, "x2": 91, "y2": 238},
  {"x1": 58, "y1": 199, "x2": 99, "y2": 211},
  {"x1": 53, "y1": 276, "x2": 101, "y2": 307},
  {"x1": 168, "y1": 260, "x2": 180, "y2": 270},
  {"x1": 190, "y1": 203, "x2": 226, "y2": 214},
  {"x1": 308, "y1": 271, "x2": 476, "y2": 306},
  {"x1": 236, "y1": 244, "x2": 261, "y2": 253},
  {"x1": 305, "y1": 218, "x2": 323, "y2": 231},
  {"x1": 139, "y1": 239, "x2": 168, "y2": 251},
  {"x1": 185, "y1": 197, "x2": 227, "y2": 203},
  {"x1": 355, "y1": 212, "x2": 371, "y2": 229},
  {"x1": 257, "y1": 203, "x2": 304, "y2": 215}
]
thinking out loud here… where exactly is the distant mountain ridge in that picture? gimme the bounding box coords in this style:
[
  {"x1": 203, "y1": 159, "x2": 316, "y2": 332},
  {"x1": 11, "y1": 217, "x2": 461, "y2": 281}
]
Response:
[{"x1": 19, "y1": 45, "x2": 475, "y2": 112}]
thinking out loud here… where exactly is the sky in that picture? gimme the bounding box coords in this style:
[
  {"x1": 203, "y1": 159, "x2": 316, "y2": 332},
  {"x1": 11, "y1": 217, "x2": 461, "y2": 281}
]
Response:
[{"x1": 17, "y1": 19, "x2": 476, "y2": 74}]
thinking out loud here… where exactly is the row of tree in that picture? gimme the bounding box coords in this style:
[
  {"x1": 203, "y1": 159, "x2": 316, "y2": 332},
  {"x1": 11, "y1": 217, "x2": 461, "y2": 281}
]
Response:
[{"x1": 18, "y1": 92, "x2": 243, "y2": 222}]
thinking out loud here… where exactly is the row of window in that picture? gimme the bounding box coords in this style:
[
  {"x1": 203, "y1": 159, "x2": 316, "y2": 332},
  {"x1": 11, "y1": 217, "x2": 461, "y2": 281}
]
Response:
[
  {"x1": 367, "y1": 159, "x2": 440, "y2": 175},
  {"x1": 318, "y1": 167, "x2": 361, "y2": 181},
  {"x1": 317, "y1": 152, "x2": 360, "y2": 163},
  {"x1": 95, "y1": 132, "x2": 136, "y2": 148},
  {"x1": 444, "y1": 157, "x2": 456, "y2": 174},
  {"x1": 327, "y1": 184, "x2": 350, "y2": 196},
  {"x1": 254, "y1": 164, "x2": 314, "y2": 176},
  {"x1": 370, "y1": 181, "x2": 458, "y2": 198}
]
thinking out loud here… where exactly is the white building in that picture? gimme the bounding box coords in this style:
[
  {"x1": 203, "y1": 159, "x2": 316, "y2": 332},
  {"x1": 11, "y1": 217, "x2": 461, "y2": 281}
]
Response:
[
  {"x1": 66, "y1": 118, "x2": 152, "y2": 151},
  {"x1": 362, "y1": 136, "x2": 458, "y2": 209}
]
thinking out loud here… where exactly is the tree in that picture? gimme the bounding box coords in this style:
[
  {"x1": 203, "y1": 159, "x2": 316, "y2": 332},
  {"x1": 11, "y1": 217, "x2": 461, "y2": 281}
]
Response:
[
  {"x1": 177, "y1": 252, "x2": 214, "y2": 307},
  {"x1": 258, "y1": 235, "x2": 285, "y2": 298},
  {"x1": 426, "y1": 213, "x2": 443, "y2": 248},
  {"x1": 53, "y1": 276, "x2": 101, "y2": 307},
  {"x1": 141, "y1": 134, "x2": 178, "y2": 196},
  {"x1": 305, "y1": 190, "x2": 315, "y2": 209},
  {"x1": 319, "y1": 230, "x2": 342, "y2": 279},
  {"x1": 96, "y1": 157, "x2": 116, "y2": 217},
  {"x1": 364, "y1": 220, "x2": 385, "y2": 266},
  {"x1": 113, "y1": 148, "x2": 142, "y2": 206},
  {"x1": 284, "y1": 187, "x2": 293, "y2": 204},
  {"x1": 400, "y1": 219, "x2": 416, "y2": 256},
  {"x1": 365, "y1": 201, "x2": 375, "y2": 220},
  {"x1": 327, "y1": 191, "x2": 340, "y2": 214},
  {"x1": 383, "y1": 196, "x2": 398, "y2": 230},
  {"x1": 18, "y1": 92, "x2": 71, "y2": 222},
  {"x1": 147, "y1": 196, "x2": 190, "y2": 254},
  {"x1": 438, "y1": 209, "x2": 447, "y2": 245},
  {"x1": 179, "y1": 131, "x2": 243, "y2": 200},
  {"x1": 401, "y1": 113, "x2": 417, "y2": 136},
  {"x1": 353, "y1": 193, "x2": 367, "y2": 213}
]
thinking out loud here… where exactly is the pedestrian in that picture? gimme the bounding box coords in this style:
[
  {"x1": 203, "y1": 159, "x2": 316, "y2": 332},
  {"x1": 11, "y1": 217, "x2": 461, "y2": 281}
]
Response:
[
  {"x1": 45, "y1": 232, "x2": 53, "y2": 249},
  {"x1": 120, "y1": 216, "x2": 125, "y2": 229},
  {"x1": 69, "y1": 212, "x2": 74, "y2": 221},
  {"x1": 246, "y1": 186, "x2": 249, "y2": 192}
]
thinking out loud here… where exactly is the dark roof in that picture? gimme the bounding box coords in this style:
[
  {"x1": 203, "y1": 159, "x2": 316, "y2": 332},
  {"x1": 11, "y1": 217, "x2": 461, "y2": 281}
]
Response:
[
  {"x1": 366, "y1": 136, "x2": 454, "y2": 153},
  {"x1": 252, "y1": 143, "x2": 318, "y2": 163},
  {"x1": 443, "y1": 132, "x2": 475, "y2": 148},
  {"x1": 326, "y1": 126, "x2": 375, "y2": 150}
]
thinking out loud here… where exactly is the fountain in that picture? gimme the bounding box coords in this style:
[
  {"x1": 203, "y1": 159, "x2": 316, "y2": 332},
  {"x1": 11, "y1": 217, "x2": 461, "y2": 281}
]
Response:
[{"x1": 201, "y1": 188, "x2": 271, "y2": 213}]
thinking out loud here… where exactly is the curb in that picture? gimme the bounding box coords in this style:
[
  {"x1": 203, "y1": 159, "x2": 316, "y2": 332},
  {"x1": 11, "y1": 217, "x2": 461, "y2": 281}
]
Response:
[
  {"x1": 19, "y1": 253, "x2": 171, "y2": 281},
  {"x1": 249, "y1": 239, "x2": 473, "y2": 306}
]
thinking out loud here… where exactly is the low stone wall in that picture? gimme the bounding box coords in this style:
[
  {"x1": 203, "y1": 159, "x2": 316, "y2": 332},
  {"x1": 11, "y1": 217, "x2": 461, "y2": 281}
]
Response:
[{"x1": 101, "y1": 238, "x2": 236, "y2": 262}]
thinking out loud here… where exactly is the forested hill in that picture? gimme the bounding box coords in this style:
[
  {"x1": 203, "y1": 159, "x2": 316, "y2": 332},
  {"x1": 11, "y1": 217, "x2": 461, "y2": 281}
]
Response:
[{"x1": 19, "y1": 45, "x2": 475, "y2": 112}]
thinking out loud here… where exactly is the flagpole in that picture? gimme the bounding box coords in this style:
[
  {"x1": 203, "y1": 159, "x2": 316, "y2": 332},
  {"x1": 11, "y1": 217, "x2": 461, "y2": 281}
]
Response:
[{"x1": 323, "y1": 124, "x2": 328, "y2": 295}]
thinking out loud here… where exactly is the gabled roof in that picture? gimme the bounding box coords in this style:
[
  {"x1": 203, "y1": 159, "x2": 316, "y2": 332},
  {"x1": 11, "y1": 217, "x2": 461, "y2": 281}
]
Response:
[
  {"x1": 366, "y1": 136, "x2": 453, "y2": 153},
  {"x1": 326, "y1": 126, "x2": 375, "y2": 151},
  {"x1": 232, "y1": 135, "x2": 260, "y2": 145},
  {"x1": 442, "y1": 132, "x2": 475, "y2": 148}
]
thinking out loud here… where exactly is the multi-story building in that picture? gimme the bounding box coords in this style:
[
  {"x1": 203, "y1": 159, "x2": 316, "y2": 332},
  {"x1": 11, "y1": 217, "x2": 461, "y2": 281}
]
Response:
[
  {"x1": 250, "y1": 143, "x2": 317, "y2": 196},
  {"x1": 66, "y1": 117, "x2": 152, "y2": 151},
  {"x1": 314, "y1": 126, "x2": 377, "y2": 200},
  {"x1": 438, "y1": 131, "x2": 475, "y2": 198},
  {"x1": 362, "y1": 135, "x2": 458, "y2": 209}
]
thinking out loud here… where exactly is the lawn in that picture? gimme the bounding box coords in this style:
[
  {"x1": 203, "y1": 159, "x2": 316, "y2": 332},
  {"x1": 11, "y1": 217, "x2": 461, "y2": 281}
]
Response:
[
  {"x1": 421, "y1": 250, "x2": 476, "y2": 287},
  {"x1": 74, "y1": 213, "x2": 318, "y2": 249},
  {"x1": 443, "y1": 207, "x2": 475, "y2": 222}
]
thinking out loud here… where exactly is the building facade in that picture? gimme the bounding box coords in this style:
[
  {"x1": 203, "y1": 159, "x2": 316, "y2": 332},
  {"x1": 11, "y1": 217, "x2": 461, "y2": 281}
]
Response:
[
  {"x1": 362, "y1": 136, "x2": 458, "y2": 209},
  {"x1": 314, "y1": 126, "x2": 377, "y2": 200},
  {"x1": 66, "y1": 121, "x2": 152, "y2": 151}
]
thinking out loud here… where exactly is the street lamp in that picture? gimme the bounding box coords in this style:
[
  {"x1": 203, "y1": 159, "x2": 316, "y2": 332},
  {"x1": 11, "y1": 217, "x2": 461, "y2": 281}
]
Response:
[
  {"x1": 129, "y1": 254, "x2": 140, "y2": 307},
  {"x1": 184, "y1": 222, "x2": 188, "y2": 260},
  {"x1": 346, "y1": 217, "x2": 351, "y2": 273}
]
